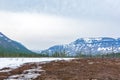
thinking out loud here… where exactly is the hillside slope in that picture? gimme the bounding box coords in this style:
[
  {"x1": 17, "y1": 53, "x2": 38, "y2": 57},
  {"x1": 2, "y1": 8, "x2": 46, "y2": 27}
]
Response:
[
  {"x1": 0, "y1": 32, "x2": 32, "y2": 54},
  {"x1": 41, "y1": 37, "x2": 120, "y2": 56}
]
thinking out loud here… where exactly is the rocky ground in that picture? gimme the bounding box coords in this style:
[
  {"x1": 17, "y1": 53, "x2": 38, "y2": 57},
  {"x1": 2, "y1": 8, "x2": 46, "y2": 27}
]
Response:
[{"x1": 1, "y1": 58, "x2": 120, "y2": 80}]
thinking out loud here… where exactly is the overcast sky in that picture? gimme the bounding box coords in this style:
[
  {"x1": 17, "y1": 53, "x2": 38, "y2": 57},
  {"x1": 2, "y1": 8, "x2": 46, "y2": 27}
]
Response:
[{"x1": 0, "y1": 0, "x2": 120, "y2": 50}]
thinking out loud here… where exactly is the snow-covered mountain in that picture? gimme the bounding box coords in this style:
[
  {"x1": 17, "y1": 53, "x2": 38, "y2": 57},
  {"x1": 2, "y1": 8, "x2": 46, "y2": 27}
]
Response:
[
  {"x1": 0, "y1": 32, "x2": 33, "y2": 54},
  {"x1": 41, "y1": 37, "x2": 120, "y2": 56}
]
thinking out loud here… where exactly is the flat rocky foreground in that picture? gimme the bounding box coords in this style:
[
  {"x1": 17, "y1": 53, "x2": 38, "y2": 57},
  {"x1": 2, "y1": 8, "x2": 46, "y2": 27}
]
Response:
[{"x1": 1, "y1": 58, "x2": 120, "y2": 80}]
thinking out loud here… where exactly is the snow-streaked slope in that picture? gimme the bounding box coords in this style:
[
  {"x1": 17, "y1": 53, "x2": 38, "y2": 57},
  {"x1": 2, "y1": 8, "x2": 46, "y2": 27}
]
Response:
[
  {"x1": 0, "y1": 58, "x2": 74, "y2": 69},
  {"x1": 41, "y1": 37, "x2": 120, "y2": 56}
]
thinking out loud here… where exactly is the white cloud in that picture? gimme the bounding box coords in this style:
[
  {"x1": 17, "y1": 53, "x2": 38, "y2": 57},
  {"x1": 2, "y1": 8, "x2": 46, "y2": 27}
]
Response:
[
  {"x1": 0, "y1": 11, "x2": 119, "y2": 50},
  {"x1": 0, "y1": 11, "x2": 81, "y2": 49}
]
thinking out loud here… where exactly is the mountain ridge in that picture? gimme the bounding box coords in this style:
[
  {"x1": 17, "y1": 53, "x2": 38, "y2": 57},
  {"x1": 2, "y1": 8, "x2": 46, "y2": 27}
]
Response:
[
  {"x1": 0, "y1": 32, "x2": 33, "y2": 54},
  {"x1": 41, "y1": 37, "x2": 120, "y2": 56}
]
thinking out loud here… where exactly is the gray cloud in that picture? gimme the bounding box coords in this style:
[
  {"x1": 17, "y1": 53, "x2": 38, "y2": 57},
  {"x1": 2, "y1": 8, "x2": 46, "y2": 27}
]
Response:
[{"x1": 0, "y1": 0, "x2": 120, "y2": 50}]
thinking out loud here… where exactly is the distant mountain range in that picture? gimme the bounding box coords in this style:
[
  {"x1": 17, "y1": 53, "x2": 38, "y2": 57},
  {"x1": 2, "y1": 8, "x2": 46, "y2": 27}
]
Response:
[
  {"x1": 41, "y1": 37, "x2": 120, "y2": 56},
  {"x1": 0, "y1": 32, "x2": 33, "y2": 54},
  {"x1": 1, "y1": 32, "x2": 120, "y2": 57}
]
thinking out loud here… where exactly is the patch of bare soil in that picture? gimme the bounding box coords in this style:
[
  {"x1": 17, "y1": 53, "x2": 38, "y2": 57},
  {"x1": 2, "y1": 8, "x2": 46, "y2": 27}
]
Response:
[
  {"x1": 35, "y1": 58, "x2": 120, "y2": 80},
  {"x1": 1, "y1": 58, "x2": 120, "y2": 80}
]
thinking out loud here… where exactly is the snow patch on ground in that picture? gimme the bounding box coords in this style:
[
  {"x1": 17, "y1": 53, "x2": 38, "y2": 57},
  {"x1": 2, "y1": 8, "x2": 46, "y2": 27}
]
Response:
[
  {"x1": 0, "y1": 69, "x2": 12, "y2": 72},
  {"x1": 1, "y1": 58, "x2": 74, "y2": 80},
  {"x1": 0, "y1": 58, "x2": 74, "y2": 69},
  {"x1": 7, "y1": 66, "x2": 44, "y2": 80}
]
